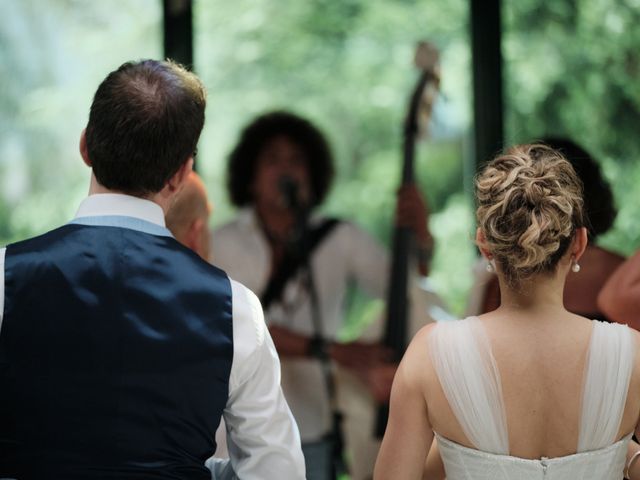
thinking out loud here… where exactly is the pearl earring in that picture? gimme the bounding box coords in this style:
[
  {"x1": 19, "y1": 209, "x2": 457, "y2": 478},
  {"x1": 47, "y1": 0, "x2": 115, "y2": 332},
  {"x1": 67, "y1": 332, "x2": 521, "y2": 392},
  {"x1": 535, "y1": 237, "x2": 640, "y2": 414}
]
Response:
[
  {"x1": 486, "y1": 259, "x2": 494, "y2": 273},
  {"x1": 571, "y1": 260, "x2": 581, "y2": 273}
]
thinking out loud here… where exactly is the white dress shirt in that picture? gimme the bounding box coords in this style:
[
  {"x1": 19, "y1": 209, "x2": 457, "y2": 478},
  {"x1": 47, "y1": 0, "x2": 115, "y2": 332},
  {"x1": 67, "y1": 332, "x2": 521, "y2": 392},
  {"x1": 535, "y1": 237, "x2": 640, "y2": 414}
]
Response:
[
  {"x1": 212, "y1": 208, "x2": 451, "y2": 445},
  {"x1": 0, "y1": 194, "x2": 305, "y2": 480},
  {"x1": 212, "y1": 208, "x2": 389, "y2": 442}
]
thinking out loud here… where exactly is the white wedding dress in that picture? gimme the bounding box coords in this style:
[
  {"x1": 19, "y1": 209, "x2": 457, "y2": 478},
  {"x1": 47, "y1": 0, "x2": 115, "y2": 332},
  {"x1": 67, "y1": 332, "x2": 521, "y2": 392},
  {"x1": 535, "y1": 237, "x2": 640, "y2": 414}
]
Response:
[{"x1": 429, "y1": 317, "x2": 635, "y2": 479}]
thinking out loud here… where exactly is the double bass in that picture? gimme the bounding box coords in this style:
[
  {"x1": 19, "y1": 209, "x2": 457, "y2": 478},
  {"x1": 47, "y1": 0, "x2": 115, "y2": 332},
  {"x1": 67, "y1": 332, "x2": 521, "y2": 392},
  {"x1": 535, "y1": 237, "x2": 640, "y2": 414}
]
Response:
[{"x1": 375, "y1": 41, "x2": 441, "y2": 436}]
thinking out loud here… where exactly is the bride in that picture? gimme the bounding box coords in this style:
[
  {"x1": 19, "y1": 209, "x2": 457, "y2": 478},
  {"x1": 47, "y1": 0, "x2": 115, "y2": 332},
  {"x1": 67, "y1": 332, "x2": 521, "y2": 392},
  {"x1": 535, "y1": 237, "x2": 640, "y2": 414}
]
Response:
[{"x1": 374, "y1": 144, "x2": 640, "y2": 479}]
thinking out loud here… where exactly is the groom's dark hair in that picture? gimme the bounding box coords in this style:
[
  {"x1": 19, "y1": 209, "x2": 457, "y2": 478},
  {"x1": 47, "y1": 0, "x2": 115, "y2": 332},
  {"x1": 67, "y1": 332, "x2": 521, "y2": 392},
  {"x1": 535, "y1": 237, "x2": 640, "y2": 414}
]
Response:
[{"x1": 85, "y1": 59, "x2": 206, "y2": 196}]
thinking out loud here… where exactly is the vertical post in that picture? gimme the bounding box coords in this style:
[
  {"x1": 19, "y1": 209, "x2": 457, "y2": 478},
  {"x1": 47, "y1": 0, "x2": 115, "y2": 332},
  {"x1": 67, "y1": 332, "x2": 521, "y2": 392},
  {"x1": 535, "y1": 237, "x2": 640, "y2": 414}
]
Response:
[
  {"x1": 163, "y1": 0, "x2": 196, "y2": 170},
  {"x1": 470, "y1": 0, "x2": 504, "y2": 170},
  {"x1": 163, "y1": 0, "x2": 193, "y2": 70}
]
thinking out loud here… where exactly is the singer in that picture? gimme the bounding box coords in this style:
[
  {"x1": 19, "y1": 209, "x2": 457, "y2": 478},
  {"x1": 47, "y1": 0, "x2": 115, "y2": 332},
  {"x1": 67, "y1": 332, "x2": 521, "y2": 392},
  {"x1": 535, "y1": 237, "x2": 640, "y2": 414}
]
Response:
[{"x1": 210, "y1": 111, "x2": 437, "y2": 480}]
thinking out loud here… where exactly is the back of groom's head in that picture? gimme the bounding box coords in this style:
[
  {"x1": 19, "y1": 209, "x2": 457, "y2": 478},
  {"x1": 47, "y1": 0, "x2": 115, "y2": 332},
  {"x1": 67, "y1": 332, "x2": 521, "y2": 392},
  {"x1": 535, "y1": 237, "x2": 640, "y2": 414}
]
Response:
[{"x1": 85, "y1": 59, "x2": 206, "y2": 197}]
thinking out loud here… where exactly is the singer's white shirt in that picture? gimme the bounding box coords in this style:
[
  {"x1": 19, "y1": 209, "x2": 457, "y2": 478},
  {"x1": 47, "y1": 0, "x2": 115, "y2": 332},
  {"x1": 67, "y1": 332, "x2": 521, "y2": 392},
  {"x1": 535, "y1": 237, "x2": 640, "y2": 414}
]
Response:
[
  {"x1": 213, "y1": 208, "x2": 452, "y2": 445},
  {"x1": 212, "y1": 208, "x2": 388, "y2": 441}
]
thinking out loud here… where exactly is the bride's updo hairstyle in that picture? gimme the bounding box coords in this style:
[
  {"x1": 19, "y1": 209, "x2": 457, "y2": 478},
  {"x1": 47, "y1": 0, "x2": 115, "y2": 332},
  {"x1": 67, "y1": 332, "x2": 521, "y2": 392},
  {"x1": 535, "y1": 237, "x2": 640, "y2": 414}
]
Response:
[{"x1": 475, "y1": 144, "x2": 585, "y2": 288}]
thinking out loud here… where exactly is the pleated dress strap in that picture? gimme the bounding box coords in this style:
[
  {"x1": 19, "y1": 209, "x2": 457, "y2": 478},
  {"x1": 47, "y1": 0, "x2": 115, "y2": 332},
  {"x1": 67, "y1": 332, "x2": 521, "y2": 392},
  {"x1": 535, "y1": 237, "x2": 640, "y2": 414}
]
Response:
[
  {"x1": 578, "y1": 321, "x2": 635, "y2": 452},
  {"x1": 429, "y1": 317, "x2": 509, "y2": 455}
]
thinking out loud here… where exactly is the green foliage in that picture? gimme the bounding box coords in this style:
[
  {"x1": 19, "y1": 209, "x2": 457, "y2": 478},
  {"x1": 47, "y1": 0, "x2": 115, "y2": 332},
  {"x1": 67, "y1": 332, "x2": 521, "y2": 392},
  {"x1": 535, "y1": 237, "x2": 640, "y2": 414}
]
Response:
[
  {"x1": 504, "y1": 0, "x2": 640, "y2": 255},
  {"x1": 429, "y1": 193, "x2": 476, "y2": 312},
  {"x1": 196, "y1": 0, "x2": 474, "y2": 316},
  {"x1": 417, "y1": 141, "x2": 466, "y2": 212},
  {"x1": 0, "y1": 0, "x2": 161, "y2": 245},
  {"x1": 4, "y1": 0, "x2": 640, "y2": 321}
]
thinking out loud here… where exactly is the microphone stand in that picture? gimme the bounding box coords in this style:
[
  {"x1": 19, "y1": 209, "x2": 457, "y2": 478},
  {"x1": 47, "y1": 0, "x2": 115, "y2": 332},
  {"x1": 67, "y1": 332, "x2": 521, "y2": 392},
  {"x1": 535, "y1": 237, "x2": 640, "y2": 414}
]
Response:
[{"x1": 288, "y1": 205, "x2": 347, "y2": 479}]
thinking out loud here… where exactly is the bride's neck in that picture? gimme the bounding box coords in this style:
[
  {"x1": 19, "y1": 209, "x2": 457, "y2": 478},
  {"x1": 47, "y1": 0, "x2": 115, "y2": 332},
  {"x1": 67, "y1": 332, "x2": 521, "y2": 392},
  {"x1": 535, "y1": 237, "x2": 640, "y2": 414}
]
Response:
[{"x1": 496, "y1": 270, "x2": 568, "y2": 317}]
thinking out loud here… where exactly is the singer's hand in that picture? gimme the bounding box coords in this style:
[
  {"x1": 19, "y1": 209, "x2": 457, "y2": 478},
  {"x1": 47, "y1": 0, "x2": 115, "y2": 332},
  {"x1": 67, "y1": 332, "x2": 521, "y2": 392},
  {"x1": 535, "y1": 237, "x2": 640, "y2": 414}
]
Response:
[{"x1": 329, "y1": 341, "x2": 393, "y2": 370}]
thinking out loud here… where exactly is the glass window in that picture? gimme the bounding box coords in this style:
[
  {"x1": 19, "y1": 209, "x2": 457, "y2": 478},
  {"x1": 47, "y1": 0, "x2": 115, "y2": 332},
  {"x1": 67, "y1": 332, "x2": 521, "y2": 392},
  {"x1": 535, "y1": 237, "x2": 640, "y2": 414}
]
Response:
[
  {"x1": 195, "y1": 0, "x2": 475, "y2": 317},
  {"x1": 503, "y1": 0, "x2": 640, "y2": 255},
  {"x1": 0, "y1": 0, "x2": 161, "y2": 243}
]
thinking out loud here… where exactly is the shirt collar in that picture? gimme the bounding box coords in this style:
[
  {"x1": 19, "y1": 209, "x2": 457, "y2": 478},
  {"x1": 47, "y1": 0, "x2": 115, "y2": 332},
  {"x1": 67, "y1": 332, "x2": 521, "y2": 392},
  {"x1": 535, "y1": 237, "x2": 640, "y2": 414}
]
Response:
[{"x1": 74, "y1": 193, "x2": 166, "y2": 227}]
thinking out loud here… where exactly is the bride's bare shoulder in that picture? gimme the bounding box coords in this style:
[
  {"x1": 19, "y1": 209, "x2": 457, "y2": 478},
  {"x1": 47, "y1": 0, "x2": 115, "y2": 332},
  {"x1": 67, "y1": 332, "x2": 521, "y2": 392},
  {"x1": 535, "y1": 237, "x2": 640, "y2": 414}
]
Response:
[
  {"x1": 410, "y1": 319, "x2": 464, "y2": 348},
  {"x1": 404, "y1": 321, "x2": 466, "y2": 379},
  {"x1": 405, "y1": 323, "x2": 438, "y2": 362},
  {"x1": 414, "y1": 321, "x2": 439, "y2": 340},
  {"x1": 402, "y1": 323, "x2": 441, "y2": 380}
]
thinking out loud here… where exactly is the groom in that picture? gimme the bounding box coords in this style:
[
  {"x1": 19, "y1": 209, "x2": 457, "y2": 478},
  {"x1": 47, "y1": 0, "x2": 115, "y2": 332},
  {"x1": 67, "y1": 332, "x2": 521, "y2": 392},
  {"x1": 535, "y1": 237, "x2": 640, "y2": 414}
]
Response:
[{"x1": 0, "y1": 59, "x2": 304, "y2": 479}]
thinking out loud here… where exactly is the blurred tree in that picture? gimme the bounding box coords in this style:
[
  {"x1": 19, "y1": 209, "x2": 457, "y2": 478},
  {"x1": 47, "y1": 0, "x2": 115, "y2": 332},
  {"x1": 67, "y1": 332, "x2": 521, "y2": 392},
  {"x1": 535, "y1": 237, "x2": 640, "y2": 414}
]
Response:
[
  {"x1": 0, "y1": 0, "x2": 161, "y2": 244},
  {"x1": 6, "y1": 0, "x2": 638, "y2": 318},
  {"x1": 504, "y1": 0, "x2": 640, "y2": 255},
  {"x1": 195, "y1": 0, "x2": 474, "y2": 317}
]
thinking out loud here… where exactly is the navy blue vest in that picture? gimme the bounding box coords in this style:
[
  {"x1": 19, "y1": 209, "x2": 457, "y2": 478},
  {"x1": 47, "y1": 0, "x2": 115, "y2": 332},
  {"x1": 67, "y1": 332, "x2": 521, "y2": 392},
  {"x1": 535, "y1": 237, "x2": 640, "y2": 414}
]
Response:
[{"x1": 0, "y1": 223, "x2": 233, "y2": 479}]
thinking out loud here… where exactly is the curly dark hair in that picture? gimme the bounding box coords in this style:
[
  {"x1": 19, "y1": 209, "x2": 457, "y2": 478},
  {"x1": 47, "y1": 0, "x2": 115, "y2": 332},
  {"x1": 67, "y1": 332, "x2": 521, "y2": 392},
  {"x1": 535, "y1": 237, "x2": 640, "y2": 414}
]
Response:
[
  {"x1": 542, "y1": 137, "x2": 617, "y2": 239},
  {"x1": 86, "y1": 59, "x2": 206, "y2": 196},
  {"x1": 227, "y1": 111, "x2": 334, "y2": 208}
]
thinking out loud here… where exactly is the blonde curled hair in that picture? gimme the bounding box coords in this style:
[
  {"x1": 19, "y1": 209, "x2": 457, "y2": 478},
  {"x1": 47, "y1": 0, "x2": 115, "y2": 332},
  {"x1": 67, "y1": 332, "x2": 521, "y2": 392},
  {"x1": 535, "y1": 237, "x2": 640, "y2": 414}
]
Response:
[{"x1": 475, "y1": 144, "x2": 585, "y2": 287}]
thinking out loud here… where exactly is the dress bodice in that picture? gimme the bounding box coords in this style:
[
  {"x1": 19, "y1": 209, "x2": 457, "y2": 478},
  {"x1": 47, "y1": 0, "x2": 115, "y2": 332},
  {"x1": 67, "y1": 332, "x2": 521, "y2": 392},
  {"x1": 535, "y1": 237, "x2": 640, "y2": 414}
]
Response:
[
  {"x1": 436, "y1": 433, "x2": 630, "y2": 480},
  {"x1": 429, "y1": 318, "x2": 635, "y2": 480}
]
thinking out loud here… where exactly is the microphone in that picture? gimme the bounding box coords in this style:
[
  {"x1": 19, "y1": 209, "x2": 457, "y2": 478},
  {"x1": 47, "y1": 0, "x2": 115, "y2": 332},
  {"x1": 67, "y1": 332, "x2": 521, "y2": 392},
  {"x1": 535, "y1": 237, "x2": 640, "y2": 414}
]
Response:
[
  {"x1": 278, "y1": 176, "x2": 308, "y2": 250},
  {"x1": 278, "y1": 176, "x2": 300, "y2": 210}
]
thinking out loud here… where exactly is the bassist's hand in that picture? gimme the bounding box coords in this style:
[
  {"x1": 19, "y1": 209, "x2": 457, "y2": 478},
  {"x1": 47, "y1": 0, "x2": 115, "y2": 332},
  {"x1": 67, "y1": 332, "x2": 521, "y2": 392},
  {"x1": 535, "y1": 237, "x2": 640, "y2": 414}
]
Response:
[{"x1": 395, "y1": 183, "x2": 433, "y2": 275}]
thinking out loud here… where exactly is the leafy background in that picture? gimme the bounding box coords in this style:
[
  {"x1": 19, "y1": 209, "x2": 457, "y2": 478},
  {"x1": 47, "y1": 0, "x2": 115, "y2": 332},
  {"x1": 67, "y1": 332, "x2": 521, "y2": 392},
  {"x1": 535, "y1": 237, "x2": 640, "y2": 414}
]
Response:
[{"x1": 1, "y1": 0, "x2": 639, "y2": 325}]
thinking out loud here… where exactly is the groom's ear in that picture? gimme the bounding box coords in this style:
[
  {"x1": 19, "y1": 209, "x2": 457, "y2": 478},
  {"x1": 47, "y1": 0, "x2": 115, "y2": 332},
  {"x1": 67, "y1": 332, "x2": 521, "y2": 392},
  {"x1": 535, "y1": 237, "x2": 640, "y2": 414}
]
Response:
[{"x1": 80, "y1": 129, "x2": 92, "y2": 167}]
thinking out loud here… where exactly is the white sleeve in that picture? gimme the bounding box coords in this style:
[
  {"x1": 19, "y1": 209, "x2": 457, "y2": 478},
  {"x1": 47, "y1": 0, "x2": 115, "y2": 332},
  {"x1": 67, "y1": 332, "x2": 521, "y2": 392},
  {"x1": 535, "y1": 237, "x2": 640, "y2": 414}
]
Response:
[
  {"x1": 0, "y1": 247, "x2": 5, "y2": 334},
  {"x1": 221, "y1": 280, "x2": 306, "y2": 480}
]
